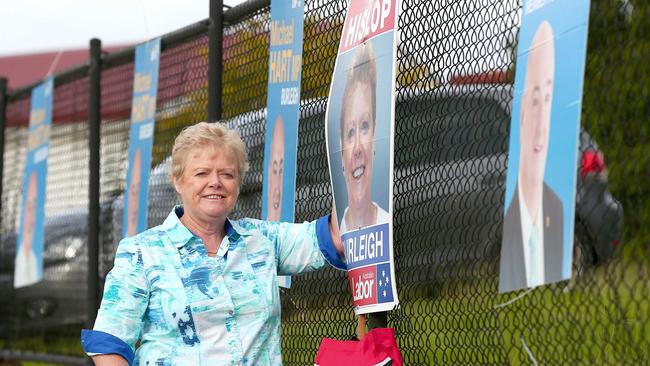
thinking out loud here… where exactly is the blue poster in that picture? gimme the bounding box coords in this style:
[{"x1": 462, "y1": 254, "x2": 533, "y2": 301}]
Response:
[
  {"x1": 261, "y1": 0, "x2": 305, "y2": 288},
  {"x1": 499, "y1": 0, "x2": 591, "y2": 293},
  {"x1": 123, "y1": 38, "x2": 161, "y2": 238},
  {"x1": 14, "y1": 77, "x2": 53, "y2": 288},
  {"x1": 325, "y1": 0, "x2": 400, "y2": 314}
]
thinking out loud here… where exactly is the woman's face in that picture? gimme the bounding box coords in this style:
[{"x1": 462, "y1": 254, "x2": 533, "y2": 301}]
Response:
[
  {"x1": 341, "y1": 82, "x2": 375, "y2": 210},
  {"x1": 174, "y1": 147, "x2": 240, "y2": 226}
]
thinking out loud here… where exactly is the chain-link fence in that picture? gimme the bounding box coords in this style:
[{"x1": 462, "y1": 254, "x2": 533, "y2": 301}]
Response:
[{"x1": 1, "y1": 0, "x2": 648, "y2": 364}]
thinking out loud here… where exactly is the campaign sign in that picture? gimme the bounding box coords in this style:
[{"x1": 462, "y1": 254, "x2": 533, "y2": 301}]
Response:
[
  {"x1": 325, "y1": 0, "x2": 400, "y2": 314},
  {"x1": 14, "y1": 77, "x2": 53, "y2": 288},
  {"x1": 344, "y1": 223, "x2": 395, "y2": 310},
  {"x1": 499, "y1": 0, "x2": 591, "y2": 293},
  {"x1": 123, "y1": 37, "x2": 161, "y2": 238},
  {"x1": 261, "y1": 0, "x2": 305, "y2": 288}
]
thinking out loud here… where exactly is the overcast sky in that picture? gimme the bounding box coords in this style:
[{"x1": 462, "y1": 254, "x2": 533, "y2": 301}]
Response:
[{"x1": 0, "y1": 0, "x2": 246, "y2": 56}]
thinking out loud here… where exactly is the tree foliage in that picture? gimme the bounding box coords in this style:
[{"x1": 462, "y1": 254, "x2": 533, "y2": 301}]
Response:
[{"x1": 583, "y1": 0, "x2": 650, "y2": 248}]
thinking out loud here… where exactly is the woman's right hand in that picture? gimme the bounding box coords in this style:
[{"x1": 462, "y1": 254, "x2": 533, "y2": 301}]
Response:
[
  {"x1": 329, "y1": 206, "x2": 345, "y2": 259},
  {"x1": 91, "y1": 354, "x2": 129, "y2": 366}
]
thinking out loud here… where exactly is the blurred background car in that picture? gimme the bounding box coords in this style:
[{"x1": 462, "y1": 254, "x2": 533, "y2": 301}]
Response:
[
  {"x1": 574, "y1": 129, "x2": 624, "y2": 266},
  {"x1": 0, "y1": 205, "x2": 113, "y2": 335}
]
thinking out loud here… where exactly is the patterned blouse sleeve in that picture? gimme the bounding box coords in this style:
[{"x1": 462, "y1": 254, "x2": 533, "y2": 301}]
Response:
[
  {"x1": 272, "y1": 215, "x2": 346, "y2": 274},
  {"x1": 81, "y1": 235, "x2": 150, "y2": 363}
]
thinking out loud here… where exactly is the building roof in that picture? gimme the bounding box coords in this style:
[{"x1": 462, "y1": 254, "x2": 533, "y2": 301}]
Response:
[{"x1": 0, "y1": 46, "x2": 128, "y2": 91}]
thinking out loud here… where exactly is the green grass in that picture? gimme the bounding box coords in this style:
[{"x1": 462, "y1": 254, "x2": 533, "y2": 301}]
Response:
[
  {"x1": 396, "y1": 246, "x2": 649, "y2": 365},
  {"x1": 1, "y1": 327, "x2": 85, "y2": 366}
]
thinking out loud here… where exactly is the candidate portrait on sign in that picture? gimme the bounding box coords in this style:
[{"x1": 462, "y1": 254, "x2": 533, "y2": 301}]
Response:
[
  {"x1": 126, "y1": 148, "x2": 143, "y2": 237},
  {"x1": 499, "y1": 21, "x2": 564, "y2": 293},
  {"x1": 266, "y1": 115, "x2": 285, "y2": 222},
  {"x1": 338, "y1": 42, "x2": 390, "y2": 234},
  {"x1": 14, "y1": 171, "x2": 40, "y2": 288}
]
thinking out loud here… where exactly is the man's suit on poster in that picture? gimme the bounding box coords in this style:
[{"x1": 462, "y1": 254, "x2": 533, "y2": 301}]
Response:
[{"x1": 499, "y1": 182, "x2": 564, "y2": 292}]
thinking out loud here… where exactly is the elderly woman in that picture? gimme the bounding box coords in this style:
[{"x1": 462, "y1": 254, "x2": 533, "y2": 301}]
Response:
[{"x1": 82, "y1": 122, "x2": 345, "y2": 366}]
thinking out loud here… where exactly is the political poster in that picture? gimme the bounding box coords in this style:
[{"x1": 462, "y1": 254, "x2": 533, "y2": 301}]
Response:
[
  {"x1": 261, "y1": 0, "x2": 305, "y2": 288},
  {"x1": 14, "y1": 77, "x2": 53, "y2": 288},
  {"x1": 499, "y1": 0, "x2": 591, "y2": 293},
  {"x1": 123, "y1": 37, "x2": 161, "y2": 238},
  {"x1": 325, "y1": 0, "x2": 400, "y2": 314}
]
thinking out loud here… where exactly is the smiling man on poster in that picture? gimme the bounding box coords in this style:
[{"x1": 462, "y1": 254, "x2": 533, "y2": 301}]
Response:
[
  {"x1": 122, "y1": 37, "x2": 160, "y2": 238},
  {"x1": 14, "y1": 77, "x2": 53, "y2": 288},
  {"x1": 499, "y1": 0, "x2": 591, "y2": 293},
  {"x1": 500, "y1": 21, "x2": 563, "y2": 291},
  {"x1": 261, "y1": 0, "x2": 306, "y2": 288},
  {"x1": 14, "y1": 171, "x2": 40, "y2": 287}
]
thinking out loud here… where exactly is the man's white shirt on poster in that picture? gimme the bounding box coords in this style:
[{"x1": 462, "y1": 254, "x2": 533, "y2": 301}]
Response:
[{"x1": 517, "y1": 184, "x2": 545, "y2": 287}]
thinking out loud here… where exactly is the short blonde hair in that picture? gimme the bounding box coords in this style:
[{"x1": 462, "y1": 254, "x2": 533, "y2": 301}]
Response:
[
  {"x1": 340, "y1": 42, "x2": 377, "y2": 138},
  {"x1": 171, "y1": 122, "x2": 249, "y2": 185}
]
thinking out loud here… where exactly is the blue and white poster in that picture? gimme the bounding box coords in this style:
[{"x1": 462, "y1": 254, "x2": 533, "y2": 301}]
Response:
[
  {"x1": 14, "y1": 77, "x2": 53, "y2": 288},
  {"x1": 325, "y1": 0, "x2": 400, "y2": 314},
  {"x1": 499, "y1": 0, "x2": 591, "y2": 293},
  {"x1": 123, "y1": 37, "x2": 161, "y2": 238},
  {"x1": 261, "y1": 0, "x2": 305, "y2": 288}
]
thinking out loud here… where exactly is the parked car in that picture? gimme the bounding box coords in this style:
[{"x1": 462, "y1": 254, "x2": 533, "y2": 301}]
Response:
[
  {"x1": 0, "y1": 205, "x2": 113, "y2": 335},
  {"x1": 574, "y1": 130, "x2": 623, "y2": 265}
]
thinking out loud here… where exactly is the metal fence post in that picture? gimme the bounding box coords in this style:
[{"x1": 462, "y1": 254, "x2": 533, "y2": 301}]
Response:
[
  {"x1": 87, "y1": 38, "x2": 102, "y2": 331},
  {"x1": 208, "y1": 0, "x2": 224, "y2": 122},
  {"x1": 0, "y1": 78, "x2": 7, "y2": 232}
]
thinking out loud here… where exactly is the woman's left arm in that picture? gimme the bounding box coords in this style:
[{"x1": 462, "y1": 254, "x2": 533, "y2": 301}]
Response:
[{"x1": 272, "y1": 213, "x2": 346, "y2": 274}]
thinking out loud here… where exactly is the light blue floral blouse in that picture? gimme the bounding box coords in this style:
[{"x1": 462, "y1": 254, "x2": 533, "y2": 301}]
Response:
[{"x1": 82, "y1": 206, "x2": 345, "y2": 366}]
